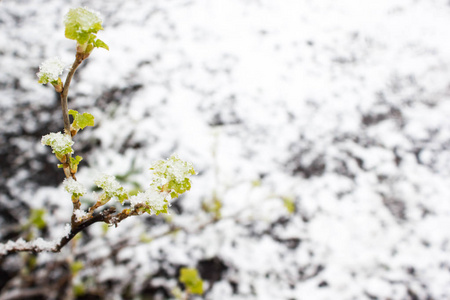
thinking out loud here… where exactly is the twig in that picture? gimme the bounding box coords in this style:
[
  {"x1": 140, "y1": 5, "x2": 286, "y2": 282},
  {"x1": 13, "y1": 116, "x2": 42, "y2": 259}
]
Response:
[
  {"x1": 0, "y1": 207, "x2": 116, "y2": 256},
  {"x1": 60, "y1": 54, "x2": 84, "y2": 136}
]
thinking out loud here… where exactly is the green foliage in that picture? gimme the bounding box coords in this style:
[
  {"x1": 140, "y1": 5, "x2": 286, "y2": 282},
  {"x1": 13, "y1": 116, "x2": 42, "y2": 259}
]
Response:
[
  {"x1": 94, "y1": 39, "x2": 109, "y2": 50},
  {"x1": 283, "y1": 196, "x2": 296, "y2": 214},
  {"x1": 150, "y1": 155, "x2": 196, "y2": 200},
  {"x1": 73, "y1": 283, "x2": 86, "y2": 297},
  {"x1": 94, "y1": 174, "x2": 129, "y2": 204},
  {"x1": 64, "y1": 7, "x2": 107, "y2": 51},
  {"x1": 32, "y1": 5, "x2": 196, "y2": 257},
  {"x1": 41, "y1": 132, "x2": 74, "y2": 156},
  {"x1": 114, "y1": 188, "x2": 129, "y2": 204},
  {"x1": 29, "y1": 209, "x2": 46, "y2": 230},
  {"x1": 179, "y1": 268, "x2": 203, "y2": 295},
  {"x1": 70, "y1": 261, "x2": 84, "y2": 275},
  {"x1": 37, "y1": 57, "x2": 65, "y2": 85},
  {"x1": 168, "y1": 178, "x2": 191, "y2": 199},
  {"x1": 69, "y1": 109, "x2": 95, "y2": 131},
  {"x1": 69, "y1": 155, "x2": 83, "y2": 172}
]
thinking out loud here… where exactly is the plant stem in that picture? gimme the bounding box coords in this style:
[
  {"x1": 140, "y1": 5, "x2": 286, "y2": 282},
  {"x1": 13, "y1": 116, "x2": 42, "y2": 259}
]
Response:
[
  {"x1": 54, "y1": 207, "x2": 116, "y2": 252},
  {"x1": 60, "y1": 54, "x2": 84, "y2": 136}
]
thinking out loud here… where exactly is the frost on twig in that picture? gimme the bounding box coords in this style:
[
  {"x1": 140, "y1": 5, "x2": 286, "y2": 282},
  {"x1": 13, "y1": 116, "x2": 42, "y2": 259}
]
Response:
[
  {"x1": 2, "y1": 6, "x2": 195, "y2": 257},
  {"x1": 0, "y1": 238, "x2": 58, "y2": 255},
  {"x1": 0, "y1": 207, "x2": 117, "y2": 256}
]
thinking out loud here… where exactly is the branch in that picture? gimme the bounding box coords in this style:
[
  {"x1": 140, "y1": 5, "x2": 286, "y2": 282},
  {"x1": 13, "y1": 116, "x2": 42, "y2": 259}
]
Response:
[
  {"x1": 0, "y1": 207, "x2": 116, "y2": 256},
  {"x1": 60, "y1": 54, "x2": 84, "y2": 136}
]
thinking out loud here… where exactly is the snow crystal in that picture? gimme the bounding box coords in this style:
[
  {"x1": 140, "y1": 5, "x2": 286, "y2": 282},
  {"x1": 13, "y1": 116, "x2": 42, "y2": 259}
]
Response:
[
  {"x1": 64, "y1": 7, "x2": 102, "y2": 32},
  {"x1": 74, "y1": 209, "x2": 88, "y2": 222},
  {"x1": 150, "y1": 154, "x2": 195, "y2": 183},
  {"x1": 63, "y1": 177, "x2": 87, "y2": 196},
  {"x1": 36, "y1": 56, "x2": 65, "y2": 84},
  {"x1": 94, "y1": 173, "x2": 123, "y2": 195},
  {"x1": 0, "y1": 238, "x2": 57, "y2": 255},
  {"x1": 129, "y1": 187, "x2": 167, "y2": 213},
  {"x1": 41, "y1": 132, "x2": 74, "y2": 155}
]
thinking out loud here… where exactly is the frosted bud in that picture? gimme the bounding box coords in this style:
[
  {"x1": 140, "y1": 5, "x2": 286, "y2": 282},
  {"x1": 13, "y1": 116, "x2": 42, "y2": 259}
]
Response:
[
  {"x1": 37, "y1": 57, "x2": 65, "y2": 84},
  {"x1": 94, "y1": 174, "x2": 128, "y2": 203},
  {"x1": 64, "y1": 7, "x2": 103, "y2": 44},
  {"x1": 41, "y1": 132, "x2": 74, "y2": 155},
  {"x1": 150, "y1": 154, "x2": 196, "y2": 183},
  {"x1": 130, "y1": 186, "x2": 168, "y2": 214},
  {"x1": 63, "y1": 177, "x2": 86, "y2": 197}
]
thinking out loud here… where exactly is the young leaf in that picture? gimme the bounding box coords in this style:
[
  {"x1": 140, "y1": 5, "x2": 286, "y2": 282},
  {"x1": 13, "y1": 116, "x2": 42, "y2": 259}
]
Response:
[
  {"x1": 94, "y1": 39, "x2": 109, "y2": 51},
  {"x1": 70, "y1": 110, "x2": 95, "y2": 130},
  {"x1": 29, "y1": 209, "x2": 46, "y2": 230},
  {"x1": 76, "y1": 112, "x2": 95, "y2": 129},
  {"x1": 69, "y1": 155, "x2": 83, "y2": 173},
  {"x1": 64, "y1": 7, "x2": 103, "y2": 44},
  {"x1": 70, "y1": 261, "x2": 84, "y2": 275},
  {"x1": 41, "y1": 132, "x2": 74, "y2": 155},
  {"x1": 283, "y1": 196, "x2": 296, "y2": 214},
  {"x1": 179, "y1": 268, "x2": 203, "y2": 295}
]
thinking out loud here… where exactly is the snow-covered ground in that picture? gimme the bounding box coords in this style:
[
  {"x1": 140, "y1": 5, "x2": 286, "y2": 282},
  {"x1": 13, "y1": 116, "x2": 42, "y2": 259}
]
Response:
[{"x1": 1, "y1": 0, "x2": 450, "y2": 299}]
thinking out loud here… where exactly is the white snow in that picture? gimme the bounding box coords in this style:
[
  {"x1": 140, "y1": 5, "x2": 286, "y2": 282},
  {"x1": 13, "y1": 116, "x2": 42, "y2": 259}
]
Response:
[{"x1": 2, "y1": 0, "x2": 450, "y2": 299}]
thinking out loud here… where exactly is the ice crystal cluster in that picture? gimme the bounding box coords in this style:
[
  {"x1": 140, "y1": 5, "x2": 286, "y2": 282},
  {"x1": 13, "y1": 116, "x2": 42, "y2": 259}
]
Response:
[
  {"x1": 150, "y1": 154, "x2": 196, "y2": 198},
  {"x1": 41, "y1": 132, "x2": 74, "y2": 155},
  {"x1": 63, "y1": 6, "x2": 109, "y2": 52},
  {"x1": 36, "y1": 57, "x2": 65, "y2": 84},
  {"x1": 127, "y1": 155, "x2": 196, "y2": 215},
  {"x1": 129, "y1": 187, "x2": 168, "y2": 213},
  {"x1": 63, "y1": 177, "x2": 86, "y2": 197},
  {"x1": 64, "y1": 7, "x2": 103, "y2": 44},
  {"x1": 94, "y1": 174, "x2": 128, "y2": 203}
]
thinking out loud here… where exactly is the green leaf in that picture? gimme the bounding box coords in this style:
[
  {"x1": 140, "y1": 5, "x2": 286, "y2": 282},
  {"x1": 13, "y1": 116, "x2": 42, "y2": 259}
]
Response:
[
  {"x1": 94, "y1": 39, "x2": 109, "y2": 51},
  {"x1": 154, "y1": 203, "x2": 169, "y2": 216},
  {"x1": 179, "y1": 268, "x2": 203, "y2": 295},
  {"x1": 70, "y1": 155, "x2": 83, "y2": 167},
  {"x1": 168, "y1": 178, "x2": 191, "y2": 198},
  {"x1": 68, "y1": 109, "x2": 79, "y2": 118},
  {"x1": 29, "y1": 209, "x2": 46, "y2": 230},
  {"x1": 64, "y1": 26, "x2": 80, "y2": 42},
  {"x1": 70, "y1": 261, "x2": 84, "y2": 275},
  {"x1": 76, "y1": 112, "x2": 95, "y2": 129},
  {"x1": 73, "y1": 283, "x2": 85, "y2": 297},
  {"x1": 70, "y1": 110, "x2": 94, "y2": 130},
  {"x1": 64, "y1": 7, "x2": 104, "y2": 45},
  {"x1": 114, "y1": 187, "x2": 129, "y2": 204},
  {"x1": 283, "y1": 197, "x2": 296, "y2": 214}
]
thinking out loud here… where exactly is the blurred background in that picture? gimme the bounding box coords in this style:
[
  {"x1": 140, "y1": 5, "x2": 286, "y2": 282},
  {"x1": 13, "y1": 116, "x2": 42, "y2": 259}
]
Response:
[{"x1": 1, "y1": 0, "x2": 450, "y2": 299}]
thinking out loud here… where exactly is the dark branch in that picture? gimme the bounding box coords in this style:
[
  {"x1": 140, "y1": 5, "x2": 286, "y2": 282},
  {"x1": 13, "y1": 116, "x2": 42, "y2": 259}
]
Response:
[{"x1": 0, "y1": 207, "x2": 116, "y2": 256}]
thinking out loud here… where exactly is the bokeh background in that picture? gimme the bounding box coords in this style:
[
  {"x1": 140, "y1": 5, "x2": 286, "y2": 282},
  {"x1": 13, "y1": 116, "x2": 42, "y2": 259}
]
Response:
[{"x1": 1, "y1": 0, "x2": 450, "y2": 299}]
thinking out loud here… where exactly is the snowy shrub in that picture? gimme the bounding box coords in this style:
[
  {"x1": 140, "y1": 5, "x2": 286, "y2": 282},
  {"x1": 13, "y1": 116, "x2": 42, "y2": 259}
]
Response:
[{"x1": 0, "y1": 6, "x2": 195, "y2": 255}]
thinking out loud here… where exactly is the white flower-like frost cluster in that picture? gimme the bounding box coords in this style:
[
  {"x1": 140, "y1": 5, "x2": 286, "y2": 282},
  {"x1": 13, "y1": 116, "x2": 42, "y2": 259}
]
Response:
[
  {"x1": 63, "y1": 177, "x2": 87, "y2": 196},
  {"x1": 41, "y1": 132, "x2": 74, "y2": 155},
  {"x1": 64, "y1": 7, "x2": 102, "y2": 33},
  {"x1": 150, "y1": 154, "x2": 196, "y2": 182},
  {"x1": 37, "y1": 57, "x2": 65, "y2": 84},
  {"x1": 94, "y1": 174, "x2": 122, "y2": 195},
  {"x1": 130, "y1": 187, "x2": 168, "y2": 214}
]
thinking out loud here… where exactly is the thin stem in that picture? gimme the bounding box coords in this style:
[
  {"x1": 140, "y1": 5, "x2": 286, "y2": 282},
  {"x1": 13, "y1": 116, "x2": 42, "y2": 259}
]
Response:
[
  {"x1": 54, "y1": 207, "x2": 116, "y2": 252},
  {"x1": 59, "y1": 54, "x2": 85, "y2": 218},
  {"x1": 60, "y1": 54, "x2": 84, "y2": 136}
]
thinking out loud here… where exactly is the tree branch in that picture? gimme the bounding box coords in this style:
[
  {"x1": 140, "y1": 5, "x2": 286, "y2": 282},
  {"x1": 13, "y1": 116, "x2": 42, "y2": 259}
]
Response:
[
  {"x1": 60, "y1": 54, "x2": 84, "y2": 136},
  {"x1": 0, "y1": 207, "x2": 116, "y2": 256}
]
